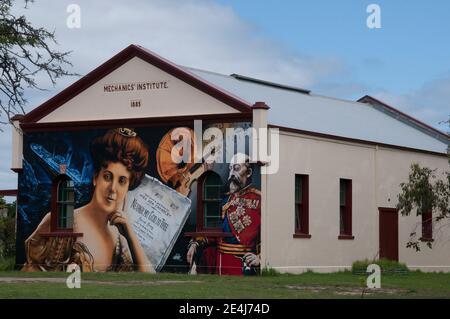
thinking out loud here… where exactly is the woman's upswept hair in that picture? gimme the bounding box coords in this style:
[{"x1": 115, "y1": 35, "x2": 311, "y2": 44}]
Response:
[{"x1": 90, "y1": 128, "x2": 149, "y2": 190}]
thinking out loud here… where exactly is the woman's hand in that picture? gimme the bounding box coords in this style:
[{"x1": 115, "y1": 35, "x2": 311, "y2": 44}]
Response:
[
  {"x1": 108, "y1": 210, "x2": 155, "y2": 273},
  {"x1": 108, "y1": 211, "x2": 129, "y2": 238}
]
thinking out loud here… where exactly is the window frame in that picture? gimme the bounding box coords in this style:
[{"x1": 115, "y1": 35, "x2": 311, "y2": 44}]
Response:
[
  {"x1": 338, "y1": 178, "x2": 354, "y2": 239},
  {"x1": 196, "y1": 171, "x2": 224, "y2": 232},
  {"x1": 51, "y1": 174, "x2": 75, "y2": 232},
  {"x1": 293, "y1": 174, "x2": 311, "y2": 238},
  {"x1": 421, "y1": 211, "x2": 433, "y2": 241}
]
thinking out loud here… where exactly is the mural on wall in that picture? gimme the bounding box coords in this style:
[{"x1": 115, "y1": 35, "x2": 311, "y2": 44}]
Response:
[{"x1": 17, "y1": 122, "x2": 261, "y2": 275}]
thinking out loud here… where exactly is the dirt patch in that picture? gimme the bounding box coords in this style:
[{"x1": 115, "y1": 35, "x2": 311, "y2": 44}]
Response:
[{"x1": 285, "y1": 285, "x2": 411, "y2": 296}]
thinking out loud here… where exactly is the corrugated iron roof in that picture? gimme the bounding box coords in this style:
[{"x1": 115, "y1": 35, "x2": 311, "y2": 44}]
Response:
[{"x1": 186, "y1": 67, "x2": 449, "y2": 154}]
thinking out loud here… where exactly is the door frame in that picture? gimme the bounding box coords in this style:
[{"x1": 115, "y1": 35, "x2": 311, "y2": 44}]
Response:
[{"x1": 378, "y1": 207, "x2": 399, "y2": 261}]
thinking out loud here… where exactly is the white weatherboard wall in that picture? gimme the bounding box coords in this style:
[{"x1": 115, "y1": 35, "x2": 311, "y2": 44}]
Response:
[
  {"x1": 265, "y1": 131, "x2": 450, "y2": 273},
  {"x1": 39, "y1": 57, "x2": 239, "y2": 123}
]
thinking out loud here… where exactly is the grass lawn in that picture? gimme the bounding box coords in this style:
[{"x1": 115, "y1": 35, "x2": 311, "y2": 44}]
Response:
[{"x1": 0, "y1": 270, "x2": 449, "y2": 298}]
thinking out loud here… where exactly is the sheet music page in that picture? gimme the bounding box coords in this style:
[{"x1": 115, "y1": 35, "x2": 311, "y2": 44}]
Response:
[{"x1": 124, "y1": 174, "x2": 191, "y2": 271}]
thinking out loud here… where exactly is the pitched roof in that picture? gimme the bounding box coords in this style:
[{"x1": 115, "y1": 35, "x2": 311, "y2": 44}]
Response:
[
  {"x1": 21, "y1": 44, "x2": 252, "y2": 123},
  {"x1": 185, "y1": 67, "x2": 449, "y2": 154},
  {"x1": 18, "y1": 44, "x2": 449, "y2": 155}
]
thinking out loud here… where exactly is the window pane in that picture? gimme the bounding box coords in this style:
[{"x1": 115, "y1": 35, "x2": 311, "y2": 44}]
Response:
[
  {"x1": 56, "y1": 177, "x2": 75, "y2": 229},
  {"x1": 203, "y1": 173, "x2": 223, "y2": 200},
  {"x1": 204, "y1": 201, "x2": 221, "y2": 228},
  {"x1": 422, "y1": 212, "x2": 432, "y2": 239},
  {"x1": 58, "y1": 181, "x2": 64, "y2": 202},
  {"x1": 204, "y1": 185, "x2": 222, "y2": 199},
  {"x1": 204, "y1": 201, "x2": 221, "y2": 217},
  {"x1": 67, "y1": 190, "x2": 75, "y2": 203},
  {"x1": 295, "y1": 204, "x2": 302, "y2": 231},
  {"x1": 340, "y1": 180, "x2": 346, "y2": 206},
  {"x1": 201, "y1": 172, "x2": 224, "y2": 229},
  {"x1": 340, "y1": 207, "x2": 345, "y2": 234},
  {"x1": 295, "y1": 175, "x2": 302, "y2": 204},
  {"x1": 58, "y1": 203, "x2": 67, "y2": 228},
  {"x1": 66, "y1": 205, "x2": 74, "y2": 228}
]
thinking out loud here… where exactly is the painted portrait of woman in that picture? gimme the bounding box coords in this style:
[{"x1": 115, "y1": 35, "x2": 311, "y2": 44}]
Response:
[{"x1": 22, "y1": 128, "x2": 155, "y2": 273}]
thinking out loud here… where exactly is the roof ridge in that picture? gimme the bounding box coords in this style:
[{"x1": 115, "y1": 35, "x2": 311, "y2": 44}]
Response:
[{"x1": 358, "y1": 95, "x2": 449, "y2": 141}]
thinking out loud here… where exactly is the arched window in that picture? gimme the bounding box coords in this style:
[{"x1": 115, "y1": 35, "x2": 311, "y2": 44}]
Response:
[
  {"x1": 51, "y1": 175, "x2": 75, "y2": 231},
  {"x1": 197, "y1": 172, "x2": 224, "y2": 231},
  {"x1": 57, "y1": 178, "x2": 74, "y2": 228}
]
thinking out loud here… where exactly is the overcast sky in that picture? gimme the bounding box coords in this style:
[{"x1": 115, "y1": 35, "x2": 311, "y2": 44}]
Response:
[{"x1": 1, "y1": 0, "x2": 449, "y2": 198}]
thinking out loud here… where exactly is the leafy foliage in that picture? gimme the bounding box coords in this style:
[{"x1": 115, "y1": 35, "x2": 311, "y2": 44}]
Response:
[
  {"x1": 0, "y1": 197, "x2": 16, "y2": 259},
  {"x1": 397, "y1": 162, "x2": 449, "y2": 251},
  {"x1": 0, "y1": 0, "x2": 75, "y2": 129},
  {"x1": 396, "y1": 119, "x2": 449, "y2": 251}
]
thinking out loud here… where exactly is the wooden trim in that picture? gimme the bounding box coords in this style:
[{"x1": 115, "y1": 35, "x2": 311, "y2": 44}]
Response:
[
  {"x1": 303, "y1": 175, "x2": 309, "y2": 235},
  {"x1": 338, "y1": 235, "x2": 355, "y2": 240},
  {"x1": 271, "y1": 124, "x2": 448, "y2": 157},
  {"x1": 196, "y1": 171, "x2": 223, "y2": 232},
  {"x1": 293, "y1": 233, "x2": 311, "y2": 239},
  {"x1": 50, "y1": 175, "x2": 58, "y2": 232},
  {"x1": 421, "y1": 211, "x2": 433, "y2": 240},
  {"x1": 358, "y1": 95, "x2": 449, "y2": 141},
  {"x1": 347, "y1": 179, "x2": 352, "y2": 236},
  {"x1": 196, "y1": 172, "x2": 206, "y2": 231},
  {"x1": 184, "y1": 231, "x2": 233, "y2": 237},
  {"x1": 378, "y1": 207, "x2": 399, "y2": 261},
  {"x1": 21, "y1": 113, "x2": 252, "y2": 132},
  {"x1": 252, "y1": 102, "x2": 270, "y2": 110},
  {"x1": 22, "y1": 44, "x2": 251, "y2": 124},
  {"x1": 11, "y1": 114, "x2": 25, "y2": 121},
  {"x1": 0, "y1": 189, "x2": 18, "y2": 196},
  {"x1": 51, "y1": 174, "x2": 75, "y2": 232},
  {"x1": 339, "y1": 179, "x2": 352, "y2": 237},
  {"x1": 294, "y1": 174, "x2": 309, "y2": 235},
  {"x1": 378, "y1": 207, "x2": 398, "y2": 213}
]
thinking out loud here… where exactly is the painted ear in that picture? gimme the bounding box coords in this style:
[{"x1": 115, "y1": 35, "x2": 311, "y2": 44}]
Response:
[{"x1": 247, "y1": 168, "x2": 253, "y2": 178}]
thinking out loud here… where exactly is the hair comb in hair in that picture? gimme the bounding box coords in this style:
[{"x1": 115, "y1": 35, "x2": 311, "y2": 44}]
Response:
[{"x1": 118, "y1": 128, "x2": 137, "y2": 137}]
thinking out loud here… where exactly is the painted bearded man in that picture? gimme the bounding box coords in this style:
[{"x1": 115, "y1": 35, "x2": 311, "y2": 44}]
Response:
[{"x1": 187, "y1": 153, "x2": 261, "y2": 276}]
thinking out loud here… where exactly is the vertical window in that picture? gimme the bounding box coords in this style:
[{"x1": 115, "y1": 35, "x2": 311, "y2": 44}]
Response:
[
  {"x1": 339, "y1": 179, "x2": 353, "y2": 238},
  {"x1": 421, "y1": 211, "x2": 433, "y2": 240},
  {"x1": 294, "y1": 174, "x2": 309, "y2": 237},
  {"x1": 198, "y1": 172, "x2": 224, "y2": 230},
  {"x1": 57, "y1": 178, "x2": 75, "y2": 229}
]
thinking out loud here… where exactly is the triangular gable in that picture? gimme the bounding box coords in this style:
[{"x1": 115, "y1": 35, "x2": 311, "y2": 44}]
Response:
[{"x1": 23, "y1": 45, "x2": 252, "y2": 123}]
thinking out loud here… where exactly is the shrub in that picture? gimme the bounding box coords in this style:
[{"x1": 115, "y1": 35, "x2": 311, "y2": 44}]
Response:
[
  {"x1": 261, "y1": 267, "x2": 281, "y2": 276},
  {"x1": 352, "y1": 258, "x2": 409, "y2": 275},
  {"x1": 0, "y1": 256, "x2": 16, "y2": 271}
]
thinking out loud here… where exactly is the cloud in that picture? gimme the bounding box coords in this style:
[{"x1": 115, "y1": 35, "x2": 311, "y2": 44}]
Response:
[
  {"x1": 371, "y1": 77, "x2": 450, "y2": 132},
  {"x1": 2, "y1": 0, "x2": 352, "y2": 198},
  {"x1": 1, "y1": 0, "x2": 448, "y2": 197},
  {"x1": 12, "y1": 0, "x2": 349, "y2": 94}
]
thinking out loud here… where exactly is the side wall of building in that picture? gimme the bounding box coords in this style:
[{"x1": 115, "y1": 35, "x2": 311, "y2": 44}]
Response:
[{"x1": 265, "y1": 130, "x2": 450, "y2": 273}]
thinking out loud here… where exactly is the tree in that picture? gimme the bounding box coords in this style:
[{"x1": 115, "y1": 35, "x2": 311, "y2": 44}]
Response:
[
  {"x1": 0, "y1": 0, "x2": 74, "y2": 129},
  {"x1": 397, "y1": 119, "x2": 450, "y2": 251},
  {"x1": 0, "y1": 197, "x2": 16, "y2": 259}
]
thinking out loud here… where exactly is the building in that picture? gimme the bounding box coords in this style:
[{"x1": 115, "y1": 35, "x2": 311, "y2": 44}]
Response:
[{"x1": 9, "y1": 45, "x2": 450, "y2": 273}]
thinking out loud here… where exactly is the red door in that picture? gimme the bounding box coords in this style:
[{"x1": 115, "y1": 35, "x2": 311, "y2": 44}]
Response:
[{"x1": 379, "y1": 207, "x2": 399, "y2": 261}]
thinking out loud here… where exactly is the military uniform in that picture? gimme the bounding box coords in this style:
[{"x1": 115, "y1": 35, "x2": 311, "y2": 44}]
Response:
[{"x1": 216, "y1": 184, "x2": 261, "y2": 276}]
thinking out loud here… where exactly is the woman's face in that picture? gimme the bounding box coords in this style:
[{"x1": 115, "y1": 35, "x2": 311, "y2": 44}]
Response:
[{"x1": 92, "y1": 162, "x2": 131, "y2": 214}]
